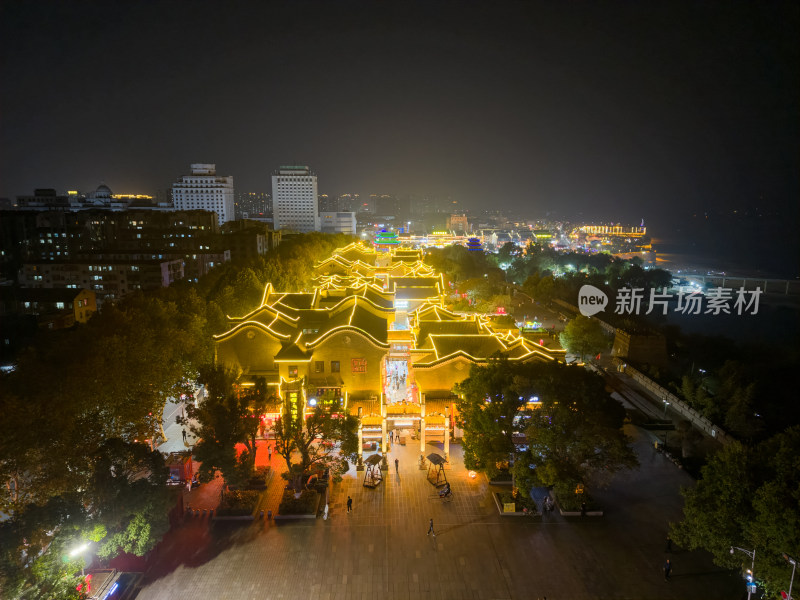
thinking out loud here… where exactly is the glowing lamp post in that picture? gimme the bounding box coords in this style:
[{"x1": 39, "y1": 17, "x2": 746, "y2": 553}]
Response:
[
  {"x1": 69, "y1": 541, "x2": 91, "y2": 577},
  {"x1": 731, "y1": 546, "x2": 756, "y2": 600},
  {"x1": 783, "y1": 553, "x2": 796, "y2": 600}
]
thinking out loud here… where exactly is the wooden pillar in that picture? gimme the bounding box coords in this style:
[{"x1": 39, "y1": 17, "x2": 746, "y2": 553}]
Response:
[
  {"x1": 444, "y1": 405, "x2": 450, "y2": 461},
  {"x1": 357, "y1": 406, "x2": 364, "y2": 471},
  {"x1": 380, "y1": 393, "x2": 387, "y2": 453},
  {"x1": 380, "y1": 393, "x2": 389, "y2": 470},
  {"x1": 419, "y1": 393, "x2": 426, "y2": 454}
]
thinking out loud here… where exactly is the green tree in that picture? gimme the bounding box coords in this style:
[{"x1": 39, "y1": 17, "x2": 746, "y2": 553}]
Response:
[
  {"x1": 672, "y1": 428, "x2": 800, "y2": 598},
  {"x1": 521, "y1": 363, "x2": 637, "y2": 488},
  {"x1": 0, "y1": 496, "x2": 88, "y2": 599},
  {"x1": 0, "y1": 232, "x2": 360, "y2": 597},
  {"x1": 559, "y1": 315, "x2": 609, "y2": 360},
  {"x1": 86, "y1": 438, "x2": 177, "y2": 560},
  {"x1": 274, "y1": 393, "x2": 358, "y2": 488},
  {"x1": 457, "y1": 359, "x2": 636, "y2": 495},
  {"x1": 424, "y1": 244, "x2": 491, "y2": 284},
  {"x1": 533, "y1": 275, "x2": 556, "y2": 304},
  {"x1": 183, "y1": 365, "x2": 265, "y2": 485},
  {"x1": 455, "y1": 358, "x2": 530, "y2": 479}
]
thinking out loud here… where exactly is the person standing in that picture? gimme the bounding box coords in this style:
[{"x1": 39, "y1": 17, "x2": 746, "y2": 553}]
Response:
[
  {"x1": 347, "y1": 496, "x2": 353, "y2": 513},
  {"x1": 268, "y1": 445, "x2": 273, "y2": 462},
  {"x1": 182, "y1": 429, "x2": 187, "y2": 443},
  {"x1": 663, "y1": 559, "x2": 672, "y2": 582},
  {"x1": 580, "y1": 501, "x2": 587, "y2": 517},
  {"x1": 394, "y1": 458, "x2": 399, "y2": 473},
  {"x1": 427, "y1": 518, "x2": 435, "y2": 536}
]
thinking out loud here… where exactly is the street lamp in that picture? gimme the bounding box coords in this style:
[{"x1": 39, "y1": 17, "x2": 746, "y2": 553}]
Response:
[
  {"x1": 731, "y1": 546, "x2": 756, "y2": 600},
  {"x1": 784, "y1": 553, "x2": 797, "y2": 600},
  {"x1": 69, "y1": 541, "x2": 91, "y2": 577},
  {"x1": 662, "y1": 399, "x2": 670, "y2": 417}
]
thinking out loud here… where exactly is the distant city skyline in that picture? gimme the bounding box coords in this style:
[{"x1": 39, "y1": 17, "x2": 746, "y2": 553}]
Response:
[{"x1": 2, "y1": 2, "x2": 797, "y2": 222}]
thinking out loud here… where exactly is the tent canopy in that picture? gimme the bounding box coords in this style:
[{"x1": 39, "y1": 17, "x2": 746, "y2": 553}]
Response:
[
  {"x1": 426, "y1": 453, "x2": 447, "y2": 466},
  {"x1": 365, "y1": 454, "x2": 383, "y2": 466}
]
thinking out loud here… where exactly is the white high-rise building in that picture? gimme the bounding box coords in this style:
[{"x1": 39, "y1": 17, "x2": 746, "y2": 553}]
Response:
[
  {"x1": 172, "y1": 163, "x2": 235, "y2": 226},
  {"x1": 271, "y1": 165, "x2": 319, "y2": 232},
  {"x1": 319, "y1": 211, "x2": 356, "y2": 234}
]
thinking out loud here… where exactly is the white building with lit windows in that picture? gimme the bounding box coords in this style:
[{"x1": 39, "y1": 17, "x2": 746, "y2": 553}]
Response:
[
  {"x1": 271, "y1": 165, "x2": 319, "y2": 232},
  {"x1": 172, "y1": 163, "x2": 235, "y2": 226},
  {"x1": 320, "y1": 211, "x2": 356, "y2": 234}
]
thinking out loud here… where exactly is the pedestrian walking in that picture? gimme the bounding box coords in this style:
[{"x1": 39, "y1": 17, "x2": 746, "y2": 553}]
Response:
[
  {"x1": 268, "y1": 445, "x2": 273, "y2": 462},
  {"x1": 663, "y1": 559, "x2": 672, "y2": 581},
  {"x1": 580, "y1": 501, "x2": 587, "y2": 517},
  {"x1": 665, "y1": 534, "x2": 672, "y2": 553},
  {"x1": 427, "y1": 518, "x2": 435, "y2": 536},
  {"x1": 182, "y1": 429, "x2": 187, "y2": 443},
  {"x1": 394, "y1": 458, "x2": 399, "y2": 473},
  {"x1": 347, "y1": 496, "x2": 353, "y2": 513}
]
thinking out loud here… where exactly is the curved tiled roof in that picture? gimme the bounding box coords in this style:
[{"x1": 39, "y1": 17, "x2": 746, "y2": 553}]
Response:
[
  {"x1": 274, "y1": 343, "x2": 312, "y2": 361},
  {"x1": 410, "y1": 304, "x2": 460, "y2": 321},
  {"x1": 429, "y1": 334, "x2": 506, "y2": 361},
  {"x1": 334, "y1": 242, "x2": 377, "y2": 264},
  {"x1": 416, "y1": 320, "x2": 482, "y2": 347},
  {"x1": 217, "y1": 245, "x2": 565, "y2": 377},
  {"x1": 273, "y1": 293, "x2": 316, "y2": 311},
  {"x1": 213, "y1": 318, "x2": 294, "y2": 342},
  {"x1": 362, "y1": 285, "x2": 395, "y2": 309}
]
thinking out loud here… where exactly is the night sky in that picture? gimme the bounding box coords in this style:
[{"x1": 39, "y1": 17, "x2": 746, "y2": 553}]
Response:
[{"x1": 1, "y1": 1, "x2": 798, "y2": 269}]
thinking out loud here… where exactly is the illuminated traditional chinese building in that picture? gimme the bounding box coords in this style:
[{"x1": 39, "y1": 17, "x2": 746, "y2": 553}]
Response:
[
  {"x1": 466, "y1": 237, "x2": 483, "y2": 251},
  {"x1": 214, "y1": 241, "x2": 565, "y2": 462},
  {"x1": 373, "y1": 229, "x2": 400, "y2": 252},
  {"x1": 574, "y1": 224, "x2": 646, "y2": 238}
]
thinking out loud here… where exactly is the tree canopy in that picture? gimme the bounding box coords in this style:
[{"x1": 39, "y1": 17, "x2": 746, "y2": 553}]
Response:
[
  {"x1": 274, "y1": 392, "x2": 358, "y2": 488},
  {"x1": 672, "y1": 427, "x2": 800, "y2": 598},
  {"x1": 456, "y1": 359, "x2": 637, "y2": 497},
  {"x1": 0, "y1": 232, "x2": 354, "y2": 598},
  {"x1": 559, "y1": 315, "x2": 609, "y2": 361},
  {"x1": 183, "y1": 365, "x2": 274, "y2": 485}
]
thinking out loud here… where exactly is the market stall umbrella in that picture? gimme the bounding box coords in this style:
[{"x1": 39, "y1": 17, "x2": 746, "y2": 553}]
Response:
[{"x1": 426, "y1": 453, "x2": 448, "y2": 486}]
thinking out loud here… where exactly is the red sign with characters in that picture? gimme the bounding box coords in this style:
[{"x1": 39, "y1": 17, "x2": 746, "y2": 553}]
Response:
[{"x1": 351, "y1": 358, "x2": 367, "y2": 373}]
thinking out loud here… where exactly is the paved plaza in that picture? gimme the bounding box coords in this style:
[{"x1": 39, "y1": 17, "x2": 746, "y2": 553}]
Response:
[{"x1": 130, "y1": 423, "x2": 742, "y2": 600}]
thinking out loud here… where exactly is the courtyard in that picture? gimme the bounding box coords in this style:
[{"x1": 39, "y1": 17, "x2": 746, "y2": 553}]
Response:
[{"x1": 133, "y1": 424, "x2": 741, "y2": 600}]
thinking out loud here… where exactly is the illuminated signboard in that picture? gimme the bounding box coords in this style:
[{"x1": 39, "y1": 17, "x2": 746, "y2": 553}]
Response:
[
  {"x1": 288, "y1": 391, "x2": 300, "y2": 420},
  {"x1": 351, "y1": 358, "x2": 367, "y2": 373}
]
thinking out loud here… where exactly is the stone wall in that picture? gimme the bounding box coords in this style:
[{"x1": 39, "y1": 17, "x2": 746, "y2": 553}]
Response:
[{"x1": 615, "y1": 359, "x2": 732, "y2": 446}]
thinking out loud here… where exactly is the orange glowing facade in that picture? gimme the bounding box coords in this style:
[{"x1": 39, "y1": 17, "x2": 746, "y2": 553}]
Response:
[{"x1": 214, "y1": 241, "x2": 565, "y2": 460}]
